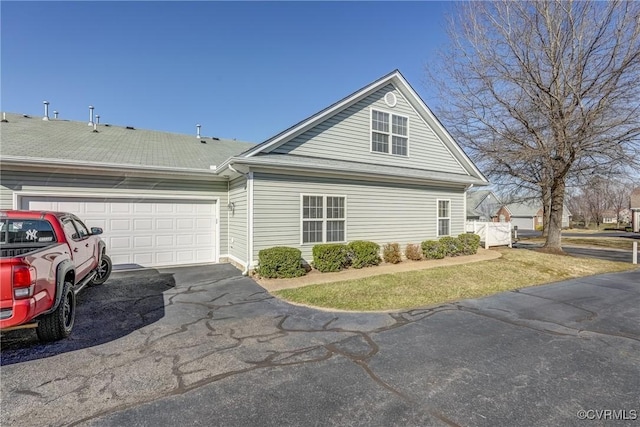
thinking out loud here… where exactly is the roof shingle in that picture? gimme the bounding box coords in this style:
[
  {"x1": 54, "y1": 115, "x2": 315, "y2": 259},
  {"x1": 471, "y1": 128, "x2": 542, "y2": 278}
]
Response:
[{"x1": 0, "y1": 113, "x2": 255, "y2": 170}]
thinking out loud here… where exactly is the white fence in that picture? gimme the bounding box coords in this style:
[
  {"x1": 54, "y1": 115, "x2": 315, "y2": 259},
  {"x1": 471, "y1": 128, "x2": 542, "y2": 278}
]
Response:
[{"x1": 465, "y1": 221, "x2": 513, "y2": 249}]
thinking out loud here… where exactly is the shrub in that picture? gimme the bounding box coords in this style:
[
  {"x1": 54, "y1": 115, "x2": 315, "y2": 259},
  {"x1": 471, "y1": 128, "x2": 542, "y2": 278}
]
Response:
[
  {"x1": 421, "y1": 240, "x2": 446, "y2": 259},
  {"x1": 312, "y1": 243, "x2": 349, "y2": 273},
  {"x1": 439, "y1": 236, "x2": 462, "y2": 257},
  {"x1": 257, "y1": 247, "x2": 306, "y2": 279},
  {"x1": 348, "y1": 240, "x2": 381, "y2": 269},
  {"x1": 382, "y1": 243, "x2": 402, "y2": 264},
  {"x1": 457, "y1": 233, "x2": 481, "y2": 255},
  {"x1": 405, "y1": 243, "x2": 422, "y2": 261}
]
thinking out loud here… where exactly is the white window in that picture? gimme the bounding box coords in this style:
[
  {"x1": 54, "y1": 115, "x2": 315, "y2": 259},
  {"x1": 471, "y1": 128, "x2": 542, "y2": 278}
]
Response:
[
  {"x1": 371, "y1": 109, "x2": 408, "y2": 156},
  {"x1": 437, "y1": 200, "x2": 450, "y2": 236},
  {"x1": 302, "y1": 195, "x2": 346, "y2": 244}
]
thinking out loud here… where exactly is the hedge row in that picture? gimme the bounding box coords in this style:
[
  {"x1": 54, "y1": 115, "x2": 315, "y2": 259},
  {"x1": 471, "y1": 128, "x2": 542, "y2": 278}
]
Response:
[
  {"x1": 256, "y1": 234, "x2": 481, "y2": 278},
  {"x1": 313, "y1": 240, "x2": 381, "y2": 272}
]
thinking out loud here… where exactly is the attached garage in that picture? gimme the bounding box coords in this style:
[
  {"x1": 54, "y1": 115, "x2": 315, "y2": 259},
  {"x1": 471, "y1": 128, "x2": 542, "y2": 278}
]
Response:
[
  {"x1": 19, "y1": 195, "x2": 219, "y2": 268},
  {"x1": 511, "y1": 217, "x2": 535, "y2": 230}
]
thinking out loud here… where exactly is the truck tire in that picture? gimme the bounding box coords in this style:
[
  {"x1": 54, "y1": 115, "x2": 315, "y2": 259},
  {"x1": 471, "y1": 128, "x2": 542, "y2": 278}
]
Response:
[
  {"x1": 90, "y1": 254, "x2": 112, "y2": 285},
  {"x1": 36, "y1": 281, "x2": 75, "y2": 342}
]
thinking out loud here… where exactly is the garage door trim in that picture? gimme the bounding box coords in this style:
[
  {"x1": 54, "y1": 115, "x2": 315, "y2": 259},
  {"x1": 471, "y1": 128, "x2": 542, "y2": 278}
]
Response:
[{"x1": 14, "y1": 191, "x2": 221, "y2": 265}]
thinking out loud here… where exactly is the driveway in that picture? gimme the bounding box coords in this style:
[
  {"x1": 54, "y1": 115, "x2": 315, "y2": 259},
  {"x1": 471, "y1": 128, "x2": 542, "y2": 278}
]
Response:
[{"x1": 1, "y1": 265, "x2": 639, "y2": 426}]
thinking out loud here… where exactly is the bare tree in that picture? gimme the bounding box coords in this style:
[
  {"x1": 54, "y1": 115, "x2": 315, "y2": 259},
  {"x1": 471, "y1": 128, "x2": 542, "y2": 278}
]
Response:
[
  {"x1": 429, "y1": 0, "x2": 640, "y2": 250},
  {"x1": 606, "y1": 179, "x2": 633, "y2": 226}
]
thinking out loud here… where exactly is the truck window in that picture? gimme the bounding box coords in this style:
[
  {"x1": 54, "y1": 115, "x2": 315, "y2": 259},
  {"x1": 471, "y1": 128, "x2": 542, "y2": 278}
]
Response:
[
  {"x1": 72, "y1": 219, "x2": 90, "y2": 238},
  {"x1": 62, "y1": 219, "x2": 79, "y2": 240},
  {"x1": 0, "y1": 219, "x2": 57, "y2": 244}
]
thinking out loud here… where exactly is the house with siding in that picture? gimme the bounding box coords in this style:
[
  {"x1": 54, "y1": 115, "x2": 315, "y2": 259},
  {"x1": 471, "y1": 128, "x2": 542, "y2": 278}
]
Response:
[
  {"x1": 631, "y1": 188, "x2": 640, "y2": 232},
  {"x1": 466, "y1": 190, "x2": 509, "y2": 222},
  {"x1": 0, "y1": 70, "x2": 488, "y2": 271},
  {"x1": 505, "y1": 200, "x2": 571, "y2": 230}
]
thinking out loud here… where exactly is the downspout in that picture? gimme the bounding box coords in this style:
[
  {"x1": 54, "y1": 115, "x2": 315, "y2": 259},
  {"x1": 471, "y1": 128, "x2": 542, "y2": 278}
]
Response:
[{"x1": 228, "y1": 163, "x2": 251, "y2": 275}]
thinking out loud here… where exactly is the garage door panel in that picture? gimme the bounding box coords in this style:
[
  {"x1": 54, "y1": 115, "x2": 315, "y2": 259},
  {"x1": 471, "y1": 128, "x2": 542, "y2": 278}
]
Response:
[
  {"x1": 110, "y1": 219, "x2": 131, "y2": 232},
  {"x1": 176, "y1": 218, "x2": 194, "y2": 230},
  {"x1": 134, "y1": 219, "x2": 153, "y2": 230},
  {"x1": 58, "y1": 201, "x2": 83, "y2": 213},
  {"x1": 177, "y1": 235, "x2": 194, "y2": 246},
  {"x1": 134, "y1": 204, "x2": 153, "y2": 214},
  {"x1": 156, "y1": 235, "x2": 174, "y2": 246},
  {"x1": 21, "y1": 196, "x2": 217, "y2": 268},
  {"x1": 156, "y1": 219, "x2": 174, "y2": 230},
  {"x1": 134, "y1": 236, "x2": 153, "y2": 248}
]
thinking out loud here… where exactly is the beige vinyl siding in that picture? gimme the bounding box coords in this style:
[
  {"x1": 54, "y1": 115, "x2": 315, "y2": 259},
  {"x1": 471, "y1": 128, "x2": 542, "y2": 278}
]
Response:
[
  {"x1": 227, "y1": 176, "x2": 247, "y2": 263},
  {"x1": 252, "y1": 172, "x2": 466, "y2": 264},
  {"x1": 0, "y1": 169, "x2": 228, "y2": 250},
  {"x1": 269, "y1": 84, "x2": 467, "y2": 175}
]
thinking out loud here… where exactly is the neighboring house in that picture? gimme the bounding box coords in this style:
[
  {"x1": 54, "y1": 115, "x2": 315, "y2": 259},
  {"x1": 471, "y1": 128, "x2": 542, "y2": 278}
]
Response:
[
  {"x1": 505, "y1": 200, "x2": 571, "y2": 230},
  {"x1": 632, "y1": 188, "x2": 640, "y2": 232},
  {"x1": 602, "y1": 208, "x2": 631, "y2": 224},
  {"x1": 0, "y1": 70, "x2": 488, "y2": 270},
  {"x1": 466, "y1": 190, "x2": 509, "y2": 222}
]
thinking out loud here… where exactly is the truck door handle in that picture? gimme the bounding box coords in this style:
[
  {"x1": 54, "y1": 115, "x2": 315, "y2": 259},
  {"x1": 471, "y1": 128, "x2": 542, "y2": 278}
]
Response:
[{"x1": 73, "y1": 248, "x2": 78, "y2": 252}]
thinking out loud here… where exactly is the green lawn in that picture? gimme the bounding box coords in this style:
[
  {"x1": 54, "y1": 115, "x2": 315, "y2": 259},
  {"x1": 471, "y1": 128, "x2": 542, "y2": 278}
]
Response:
[
  {"x1": 274, "y1": 248, "x2": 637, "y2": 311},
  {"x1": 521, "y1": 236, "x2": 635, "y2": 250}
]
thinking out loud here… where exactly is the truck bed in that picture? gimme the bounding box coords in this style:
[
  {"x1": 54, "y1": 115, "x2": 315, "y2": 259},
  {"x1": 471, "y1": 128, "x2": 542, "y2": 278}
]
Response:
[{"x1": 0, "y1": 243, "x2": 58, "y2": 258}]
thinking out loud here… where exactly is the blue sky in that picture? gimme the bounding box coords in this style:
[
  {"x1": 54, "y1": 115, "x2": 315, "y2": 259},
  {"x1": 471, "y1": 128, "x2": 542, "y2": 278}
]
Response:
[{"x1": 1, "y1": 1, "x2": 453, "y2": 143}]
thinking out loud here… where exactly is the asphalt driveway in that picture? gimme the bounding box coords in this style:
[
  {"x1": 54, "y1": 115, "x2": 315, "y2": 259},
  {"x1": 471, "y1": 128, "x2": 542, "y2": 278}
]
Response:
[{"x1": 1, "y1": 264, "x2": 639, "y2": 426}]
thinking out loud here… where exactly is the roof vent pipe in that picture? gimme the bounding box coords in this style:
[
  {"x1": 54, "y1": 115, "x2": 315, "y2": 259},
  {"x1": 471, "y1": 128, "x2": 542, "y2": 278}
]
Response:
[
  {"x1": 43, "y1": 101, "x2": 50, "y2": 121},
  {"x1": 92, "y1": 122, "x2": 98, "y2": 133},
  {"x1": 196, "y1": 124, "x2": 201, "y2": 139},
  {"x1": 96, "y1": 114, "x2": 100, "y2": 124},
  {"x1": 53, "y1": 110, "x2": 58, "y2": 119},
  {"x1": 88, "y1": 105, "x2": 94, "y2": 126}
]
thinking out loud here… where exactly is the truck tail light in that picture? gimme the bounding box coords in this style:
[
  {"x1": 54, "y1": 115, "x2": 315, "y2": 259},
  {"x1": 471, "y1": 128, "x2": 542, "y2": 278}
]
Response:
[{"x1": 13, "y1": 265, "x2": 36, "y2": 299}]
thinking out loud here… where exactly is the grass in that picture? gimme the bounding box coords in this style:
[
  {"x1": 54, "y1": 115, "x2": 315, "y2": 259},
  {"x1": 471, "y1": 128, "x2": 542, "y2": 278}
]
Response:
[
  {"x1": 522, "y1": 236, "x2": 635, "y2": 250},
  {"x1": 274, "y1": 248, "x2": 637, "y2": 311}
]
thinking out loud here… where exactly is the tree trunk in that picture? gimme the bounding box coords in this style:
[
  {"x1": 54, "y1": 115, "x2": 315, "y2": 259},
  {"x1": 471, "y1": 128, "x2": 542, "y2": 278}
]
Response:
[
  {"x1": 543, "y1": 181, "x2": 565, "y2": 250},
  {"x1": 542, "y1": 186, "x2": 551, "y2": 237}
]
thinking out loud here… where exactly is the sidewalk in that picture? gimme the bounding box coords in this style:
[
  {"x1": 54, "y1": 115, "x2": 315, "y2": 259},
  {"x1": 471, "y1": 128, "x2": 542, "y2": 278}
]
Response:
[{"x1": 255, "y1": 248, "x2": 502, "y2": 292}]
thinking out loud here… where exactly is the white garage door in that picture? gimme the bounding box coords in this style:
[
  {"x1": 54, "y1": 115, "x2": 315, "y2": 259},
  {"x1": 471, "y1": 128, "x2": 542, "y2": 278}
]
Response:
[
  {"x1": 511, "y1": 217, "x2": 534, "y2": 230},
  {"x1": 21, "y1": 196, "x2": 217, "y2": 268}
]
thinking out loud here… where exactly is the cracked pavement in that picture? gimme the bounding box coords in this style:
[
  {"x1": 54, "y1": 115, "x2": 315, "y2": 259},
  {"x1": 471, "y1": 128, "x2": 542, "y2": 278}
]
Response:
[{"x1": 1, "y1": 264, "x2": 639, "y2": 426}]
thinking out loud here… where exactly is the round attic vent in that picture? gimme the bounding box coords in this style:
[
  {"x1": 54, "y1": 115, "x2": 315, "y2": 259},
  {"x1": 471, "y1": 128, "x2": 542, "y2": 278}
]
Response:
[{"x1": 384, "y1": 92, "x2": 397, "y2": 107}]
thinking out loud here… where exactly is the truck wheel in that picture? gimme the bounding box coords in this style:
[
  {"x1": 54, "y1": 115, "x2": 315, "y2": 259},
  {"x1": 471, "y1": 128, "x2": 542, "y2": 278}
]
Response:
[
  {"x1": 90, "y1": 254, "x2": 112, "y2": 285},
  {"x1": 36, "y1": 281, "x2": 75, "y2": 342}
]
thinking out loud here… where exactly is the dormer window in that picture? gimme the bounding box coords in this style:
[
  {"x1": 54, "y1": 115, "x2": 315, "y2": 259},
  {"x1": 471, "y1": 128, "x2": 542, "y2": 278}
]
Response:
[{"x1": 371, "y1": 109, "x2": 408, "y2": 156}]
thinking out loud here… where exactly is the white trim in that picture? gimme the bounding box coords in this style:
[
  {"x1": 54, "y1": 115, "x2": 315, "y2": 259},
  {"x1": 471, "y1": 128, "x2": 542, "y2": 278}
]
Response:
[
  {"x1": 369, "y1": 107, "x2": 409, "y2": 157},
  {"x1": 15, "y1": 191, "x2": 221, "y2": 264},
  {"x1": 242, "y1": 70, "x2": 488, "y2": 184},
  {"x1": 437, "y1": 198, "x2": 452, "y2": 237},
  {"x1": 247, "y1": 171, "x2": 254, "y2": 268},
  {"x1": 300, "y1": 193, "x2": 347, "y2": 245},
  {"x1": 244, "y1": 73, "x2": 401, "y2": 158},
  {"x1": 384, "y1": 92, "x2": 397, "y2": 107},
  {"x1": 392, "y1": 73, "x2": 488, "y2": 182}
]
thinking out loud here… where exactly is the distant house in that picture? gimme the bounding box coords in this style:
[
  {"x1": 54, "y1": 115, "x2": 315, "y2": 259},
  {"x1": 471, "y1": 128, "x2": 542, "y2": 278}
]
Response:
[
  {"x1": 632, "y1": 188, "x2": 640, "y2": 232},
  {"x1": 0, "y1": 70, "x2": 488, "y2": 270},
  {"x1": 505, "y1": 200, "x2": 571, "y2": 230},
  {"x1": 466, "y1": 190, "x2": 510, "y2": 222},
  {"x1": 602, "y1": 208, "x2": 631, "y2": 224}
]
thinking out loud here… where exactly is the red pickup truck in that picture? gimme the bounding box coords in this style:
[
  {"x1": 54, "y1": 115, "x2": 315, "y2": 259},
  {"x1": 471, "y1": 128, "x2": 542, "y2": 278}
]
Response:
[{"x1": 0, "y1": 210, "x2": 112, "y2": 341}]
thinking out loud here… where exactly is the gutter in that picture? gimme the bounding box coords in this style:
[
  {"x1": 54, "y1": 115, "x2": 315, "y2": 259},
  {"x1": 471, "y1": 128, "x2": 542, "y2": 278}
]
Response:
[
  {"x1": 0, "y1": 155, "x2": 224, "y2": 180},
  {"x1": 226, "y1": 157, "x2": 488, "y2": 187}
]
